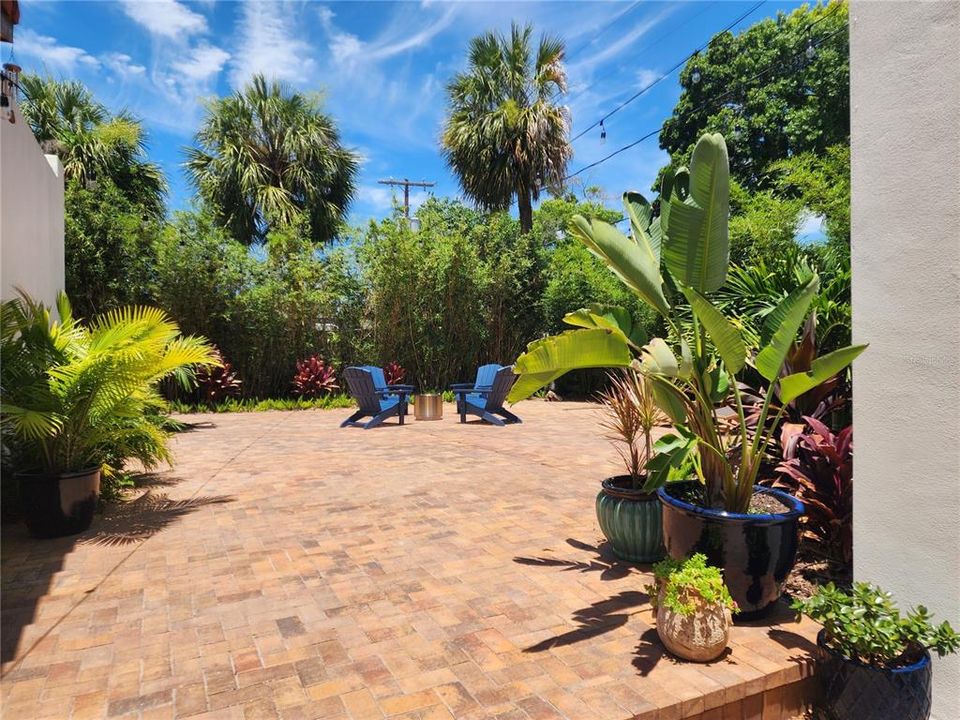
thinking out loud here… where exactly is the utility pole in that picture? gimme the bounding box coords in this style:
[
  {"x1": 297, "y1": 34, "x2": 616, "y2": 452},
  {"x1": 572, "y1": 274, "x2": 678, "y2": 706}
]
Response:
[{"x1": 377, "y1": 178, "x2": 435, "y2": 218}]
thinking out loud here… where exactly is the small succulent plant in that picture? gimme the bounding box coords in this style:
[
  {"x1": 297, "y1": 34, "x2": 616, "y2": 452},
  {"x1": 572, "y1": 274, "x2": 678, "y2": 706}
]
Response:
[
  {"x1": 196, "y1": 349, "x2": 242, "y2": 406},
  {"x1": 292, "y1": 356, "x2": 338, "y2": 398}
]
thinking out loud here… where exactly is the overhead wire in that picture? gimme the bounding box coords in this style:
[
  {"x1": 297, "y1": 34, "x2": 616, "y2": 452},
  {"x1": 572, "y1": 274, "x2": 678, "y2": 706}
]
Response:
[
  {"x1": 562, "y1": 18, "x2": 849, "y2": 182},
  {"x1": 568, "y1": 0, "x2": 768, "y2": 144}
]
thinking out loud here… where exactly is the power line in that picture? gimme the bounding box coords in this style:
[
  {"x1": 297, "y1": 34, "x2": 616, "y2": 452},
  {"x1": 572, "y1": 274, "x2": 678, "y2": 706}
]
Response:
[
  {"x1": 569, "y1": 0, "x2": 768, "y2": 144},
  {"x1": 558, "y1": 1, "x2": 719, "y2": 109},
  {"x1": 563, "y1": 21, "x2": 848, "y2": 182}
]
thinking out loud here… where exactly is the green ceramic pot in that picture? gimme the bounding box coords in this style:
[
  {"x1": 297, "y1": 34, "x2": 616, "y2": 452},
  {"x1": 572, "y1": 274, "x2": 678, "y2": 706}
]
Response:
[{"x1": 596, "y1": 475, "x2": 665, "y2": 563}]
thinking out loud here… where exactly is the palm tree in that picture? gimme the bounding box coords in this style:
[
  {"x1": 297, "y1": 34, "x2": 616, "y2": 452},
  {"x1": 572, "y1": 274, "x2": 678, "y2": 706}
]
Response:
[
  {"x1": 442, "y1": 23, "x2": 571, "y2": 233},
  {"x1": 19, "y1": 75, "x2": 166, "y2": 217},
  {"x1": 185, "y1": 75, "x2": 359, "y2": 246}
]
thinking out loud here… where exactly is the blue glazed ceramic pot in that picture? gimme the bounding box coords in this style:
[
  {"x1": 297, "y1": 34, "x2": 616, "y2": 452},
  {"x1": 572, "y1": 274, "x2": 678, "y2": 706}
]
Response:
[
  {"x1": 596, "y1": 476, "x2": 664, "y2": 563},
  {"x1": 657, "y1": 480, "x2": 804, "y2": 619},
  {"x1": 817, "y1": 630, "x2": 932, "y2": 720}
]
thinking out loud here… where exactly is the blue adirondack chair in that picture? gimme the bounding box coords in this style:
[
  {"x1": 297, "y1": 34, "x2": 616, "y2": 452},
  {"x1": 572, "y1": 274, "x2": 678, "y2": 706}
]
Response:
[
  {"x1": 360, "y1": 365, "x2": 415, "y2": 398},
  {"x1": 450, "y1": 363, "x2": 502, "y2": 406},
  {"x1": 341, "y1": 367, "x2": 410, "y2": 429},
  {"x1": 451, "y1": 366, "x2": 521, "y2": 426}
]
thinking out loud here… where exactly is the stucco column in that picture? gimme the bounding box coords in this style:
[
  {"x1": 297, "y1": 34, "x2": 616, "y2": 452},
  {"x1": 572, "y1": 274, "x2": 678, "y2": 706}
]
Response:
[{"x1": 850, "y1": 2, "x2": 960, "y2": 717}]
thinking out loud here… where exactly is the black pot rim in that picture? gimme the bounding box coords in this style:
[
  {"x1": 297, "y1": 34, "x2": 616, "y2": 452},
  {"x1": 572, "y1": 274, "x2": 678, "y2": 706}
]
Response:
[
  {"x1": 15, "y1": 467, "x2": 102, "y2": 481},
  {"x1": 657, "y1": 479, "x2": 804, "y2": 523},
  {"x1": 601, "y1": 475, "x2": 657, "y2": 500},
  {"x1": 816, "y1": 629, "x2": 930, "y2": 674}
]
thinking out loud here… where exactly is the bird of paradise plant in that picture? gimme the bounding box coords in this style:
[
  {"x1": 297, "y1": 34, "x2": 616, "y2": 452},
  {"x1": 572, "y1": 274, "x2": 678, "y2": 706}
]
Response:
[{"x1": 507, "y1": 133, "x2": 867, "y2": 513}]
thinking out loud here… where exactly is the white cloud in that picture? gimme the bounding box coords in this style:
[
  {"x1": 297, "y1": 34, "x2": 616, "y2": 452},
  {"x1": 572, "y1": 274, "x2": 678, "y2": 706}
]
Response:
[
  {"x1": 569, "y1": 5, "x2": 677, "y2": 75},
  {"x1": 229, "y1": 2, "x2": 316, "y2": 87},
  {"x1": 102, "y1": 52, "x2": 146, "y2": 78},
  {"x1": 637, "y1": 68, "x2": 661, "y2": 89},
  {"x1": 121, "y1": 0, "x2": 208, "y2": 39},
  {"x1": 15, "y1": 29, "x2": 100, "y2": 72},
  {"x1": 173, "y1": 44, "x2": 231, "y2": 82}
]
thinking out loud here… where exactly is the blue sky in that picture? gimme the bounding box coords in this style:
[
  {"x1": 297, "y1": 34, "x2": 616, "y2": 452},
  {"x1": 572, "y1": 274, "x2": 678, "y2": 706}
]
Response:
[{"x1": 11, "y1": 0, "x2": 817, "y2": 230}]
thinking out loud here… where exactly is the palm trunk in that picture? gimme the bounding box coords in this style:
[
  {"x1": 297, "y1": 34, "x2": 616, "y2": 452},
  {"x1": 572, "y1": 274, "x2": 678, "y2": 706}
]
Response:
[{"x1": 517, "y1": 190, "x2": 533, "y2": 234}]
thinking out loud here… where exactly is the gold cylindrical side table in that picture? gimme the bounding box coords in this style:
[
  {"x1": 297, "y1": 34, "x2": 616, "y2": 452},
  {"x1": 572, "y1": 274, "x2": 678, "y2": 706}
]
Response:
[{"x1": 413, "y1": 393, "x2": 443, "y2": 420}]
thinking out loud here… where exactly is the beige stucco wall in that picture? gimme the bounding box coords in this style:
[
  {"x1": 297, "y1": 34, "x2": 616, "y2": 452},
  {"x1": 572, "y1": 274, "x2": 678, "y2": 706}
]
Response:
[
  {"x1": 850, "y1": 2, "x2": 960, "y2": 717},
  {"x1": 0, "y1": 98, "x2": 65, "y2": 307}
]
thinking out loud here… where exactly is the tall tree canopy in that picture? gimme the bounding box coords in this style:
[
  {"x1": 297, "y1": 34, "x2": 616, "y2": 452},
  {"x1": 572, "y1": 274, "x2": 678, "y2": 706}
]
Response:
[
  {"x1": 20, "y1": 75, "x2": 166, "y2": 217},
  {"x1": 442, "y1": 22, "x2": 571, "y2": 233},
  {"x1": 186, "y1": 74, "x2": 359, "y2": 246},
  {"x1": 658, "y1": 1, "x2": 849, "y2": 191}
]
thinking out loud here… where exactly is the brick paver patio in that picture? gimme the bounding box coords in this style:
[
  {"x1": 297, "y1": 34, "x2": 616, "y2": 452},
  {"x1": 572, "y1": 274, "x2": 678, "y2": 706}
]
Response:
[{"x1": 2, "y1": 401, "x2": 819, "y2": 719}]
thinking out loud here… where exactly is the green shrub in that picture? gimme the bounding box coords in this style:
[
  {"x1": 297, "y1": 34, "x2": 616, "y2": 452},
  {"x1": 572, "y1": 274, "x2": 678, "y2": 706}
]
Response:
[
  {"x1": 649, "y1": 554, "x2": 737, "y2": 616},
  {"x1": 153, "y1": 210, "x2": 364, "y2": 398}
]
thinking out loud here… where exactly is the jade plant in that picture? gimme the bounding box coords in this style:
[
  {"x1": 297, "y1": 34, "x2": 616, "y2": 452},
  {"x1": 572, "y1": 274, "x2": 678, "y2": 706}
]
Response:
[
  {"x1": 648, "y1": 553, "x2": 737, "y2": 615},
  {"x1": 507, "y1": 133, "x2": 867, "y2": 513},
  {"x1": 794, "y1": 583, "x2": 960, "y2": 667}
]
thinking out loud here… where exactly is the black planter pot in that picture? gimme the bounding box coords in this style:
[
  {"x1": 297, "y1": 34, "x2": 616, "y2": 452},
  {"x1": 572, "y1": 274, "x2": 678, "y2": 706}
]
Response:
[
  {"x1": 817, "y1": 630, "x2": 932, "y2": 720},
  {"x1": 17, "y1": 468, "x2": 101, "y2": 539},
  {"x1": 657, "y1": 480, "x2": 803, "y2": 619}
]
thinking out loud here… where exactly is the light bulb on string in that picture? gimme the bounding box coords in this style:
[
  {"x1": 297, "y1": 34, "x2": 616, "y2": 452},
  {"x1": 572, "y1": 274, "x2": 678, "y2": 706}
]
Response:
[
  {"x1": 600, "y1": 119, "x2": 606, "y2": 144},
  {"x1": 691, "y1": 68, "x2": 701, "y2": 85},
  {"x1": 806, "y1": 38, "x2": 816, "y2": 61}
]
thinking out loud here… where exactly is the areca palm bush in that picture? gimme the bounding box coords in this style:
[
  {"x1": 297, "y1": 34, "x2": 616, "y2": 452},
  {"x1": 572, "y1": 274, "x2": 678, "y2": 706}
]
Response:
[
  {"x1": 20, "y1": 75, "x2": 166, "y2": 217},
  {"x1": 508, "y1": 133, "x2": 867, "y2": 514},
  {"x1": 442, "y1": 23, "x2": 571, "y2": 233},
  {"x1": 186, "y1": 75, "x2": 359, "y2": 245},
  {"x1": 1, "y1": 291, "x2": 218, "y2": 479}
]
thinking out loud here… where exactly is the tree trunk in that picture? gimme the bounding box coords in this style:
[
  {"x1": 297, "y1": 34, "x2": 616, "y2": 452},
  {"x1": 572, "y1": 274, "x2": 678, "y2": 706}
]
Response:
[{"x1": 517, "y1": 190, "x2": 533, "y2": 234}]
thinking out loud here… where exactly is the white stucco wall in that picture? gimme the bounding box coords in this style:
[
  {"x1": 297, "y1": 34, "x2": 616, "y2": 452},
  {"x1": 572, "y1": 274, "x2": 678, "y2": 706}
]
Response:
[
  {"x1": 0, "y1": 97, "x2": 65, "y2": 307},
  {"x1": 850, "y1": 2, "x2": 960, "y2": 717}
]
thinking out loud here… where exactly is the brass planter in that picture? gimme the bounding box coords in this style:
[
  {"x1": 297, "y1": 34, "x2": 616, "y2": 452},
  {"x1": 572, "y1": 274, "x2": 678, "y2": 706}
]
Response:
[{"x1": 414, "y1": 394, "x2": 443, "y2": 421}]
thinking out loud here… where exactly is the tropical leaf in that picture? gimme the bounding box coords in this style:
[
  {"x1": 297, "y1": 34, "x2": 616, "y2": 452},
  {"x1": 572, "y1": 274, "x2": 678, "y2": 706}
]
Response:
[
  {"x1": 570, "y1": 216, "x2": 669, "y2": 316},
  {"x1": 662, "y1": 134, "x2": 730, "y2": 293},
  {"x1": 680, "y1": 285, "x2": 746, "y2": 374},
  {"x1": 563, "y1": 304, "x2": 647, "y2": 348},
  {"x1": 755, "y1": 274, "x2": 819, "y2": 381},
  {"x1": 644, "y1": 428, "x2": 698, "y2": 491},
  {"x1": 622, "y1": 191, "x2": 661, "y2": 265},
  {"x1": 508, "y1": 328, "x2": 631, "y2": 403},
  {"x1": 779, "y1": 344, "x2": 869, "y2": 403}
]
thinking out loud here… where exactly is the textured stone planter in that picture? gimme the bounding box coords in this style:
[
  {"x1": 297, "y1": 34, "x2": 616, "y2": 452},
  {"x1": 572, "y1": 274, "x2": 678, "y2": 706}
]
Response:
[
  {"x1": 595, "y1": 475, "x2": 664, "y2": 563},
  {"x1": 656, "y1": 594, "x2": 731, "y2": 663}
]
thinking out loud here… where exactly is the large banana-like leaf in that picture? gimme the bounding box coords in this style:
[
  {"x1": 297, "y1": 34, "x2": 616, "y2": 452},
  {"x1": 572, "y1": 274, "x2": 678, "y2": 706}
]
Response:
[
  {"x1": 779, "y1": 344, "x2": 869, "y2": 403},
  {"x1": 755, "y1": 275, "x2": 819, "y2": 381},
  {"x1": 662, "y1": 134, "x2": 730, "y2": 293},
  {"x1": 563, "y1": 304, "x2": 647, "y2": 348},
  {"x1": 680, "y1": 285, "x2": 746, "y2": 374},
  {"x1": 569, "y1": 216, "x2": 670, "y2": 317},
  {"x1": 622, "y1": 191, "x2": 661, "y2": 266},
  {"x1": 638, "y1": 338, "x2": 680, "y2": 378},
  {"x1": 648, "y1": 375, "x2": 688, "y2": 425},
  {"x1": 508, "y1": 328, "x2": 632, "y2": 403},
  {"x1": 644, "y1": 428, "x2": 698, "y2": 491}
]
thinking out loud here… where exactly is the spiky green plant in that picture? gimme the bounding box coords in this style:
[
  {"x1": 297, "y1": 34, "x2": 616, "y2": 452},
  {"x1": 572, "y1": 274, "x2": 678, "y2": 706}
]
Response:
[
  {"x1": 1, "y1": 291, "x2": 218, "y2": 476},
  {"x1": 441, "y1": 22, "x2": 571, "y2": 233}
]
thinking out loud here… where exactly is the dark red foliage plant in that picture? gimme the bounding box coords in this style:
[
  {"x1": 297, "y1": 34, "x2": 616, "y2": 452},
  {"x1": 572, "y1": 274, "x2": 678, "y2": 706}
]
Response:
[
  {"x1": 292, "y1": 357, "x2": 338, "y2": 398},
  {"x1": 384, "y1": 361, "x2": 406, "y2": 386},
  {"x1": 772, "y1": 416, "x2": 853, "y2": 567},
  {"x1": 196, "y1": 349, "x2": 242, "y2": 405}
]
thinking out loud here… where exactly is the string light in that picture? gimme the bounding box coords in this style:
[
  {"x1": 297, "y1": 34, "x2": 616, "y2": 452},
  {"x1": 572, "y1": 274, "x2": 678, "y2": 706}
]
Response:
[
  {"x1": 562, "y1": 22, "x2": 848, "y2": 182},
  {"x1": 806, "y1": 38, "x2": 816, "y2": 61},
  {"x1": 600, "y1": 120, "x2": 607, "y2": 144}
]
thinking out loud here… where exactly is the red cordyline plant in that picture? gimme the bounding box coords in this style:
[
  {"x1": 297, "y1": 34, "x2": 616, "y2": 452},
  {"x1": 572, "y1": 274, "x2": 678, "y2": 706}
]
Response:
[
  {"x1": 196, "y1": 349, "x2": 242, "y2": 405},
  {"x1": 771, "y1": 416, "x2": 852, "y2": 566},
  {"x1": 292, "y1": 356, "x2": 338, "y2": 398},
  {"x1": 384, "y1": 361, "x2": 406, "y2": 385}
]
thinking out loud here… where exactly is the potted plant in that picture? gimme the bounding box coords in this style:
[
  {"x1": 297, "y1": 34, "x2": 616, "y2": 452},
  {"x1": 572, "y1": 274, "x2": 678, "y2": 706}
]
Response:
[
  {"x1": 1, "y1": 292, "x2": 217, "y2": 538},
  {"x1": 648, "y1": 553, "x2": 736, "y2": 662},
  {"x1": 793, "y1": 583, "x2": 959, "y2": 720},
  {"x1": 507, "y1": 133, "x2": 867, "y2": 616},
  {"x1": 595, "y1": 367, "x2": 664, "y2": 562}
]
